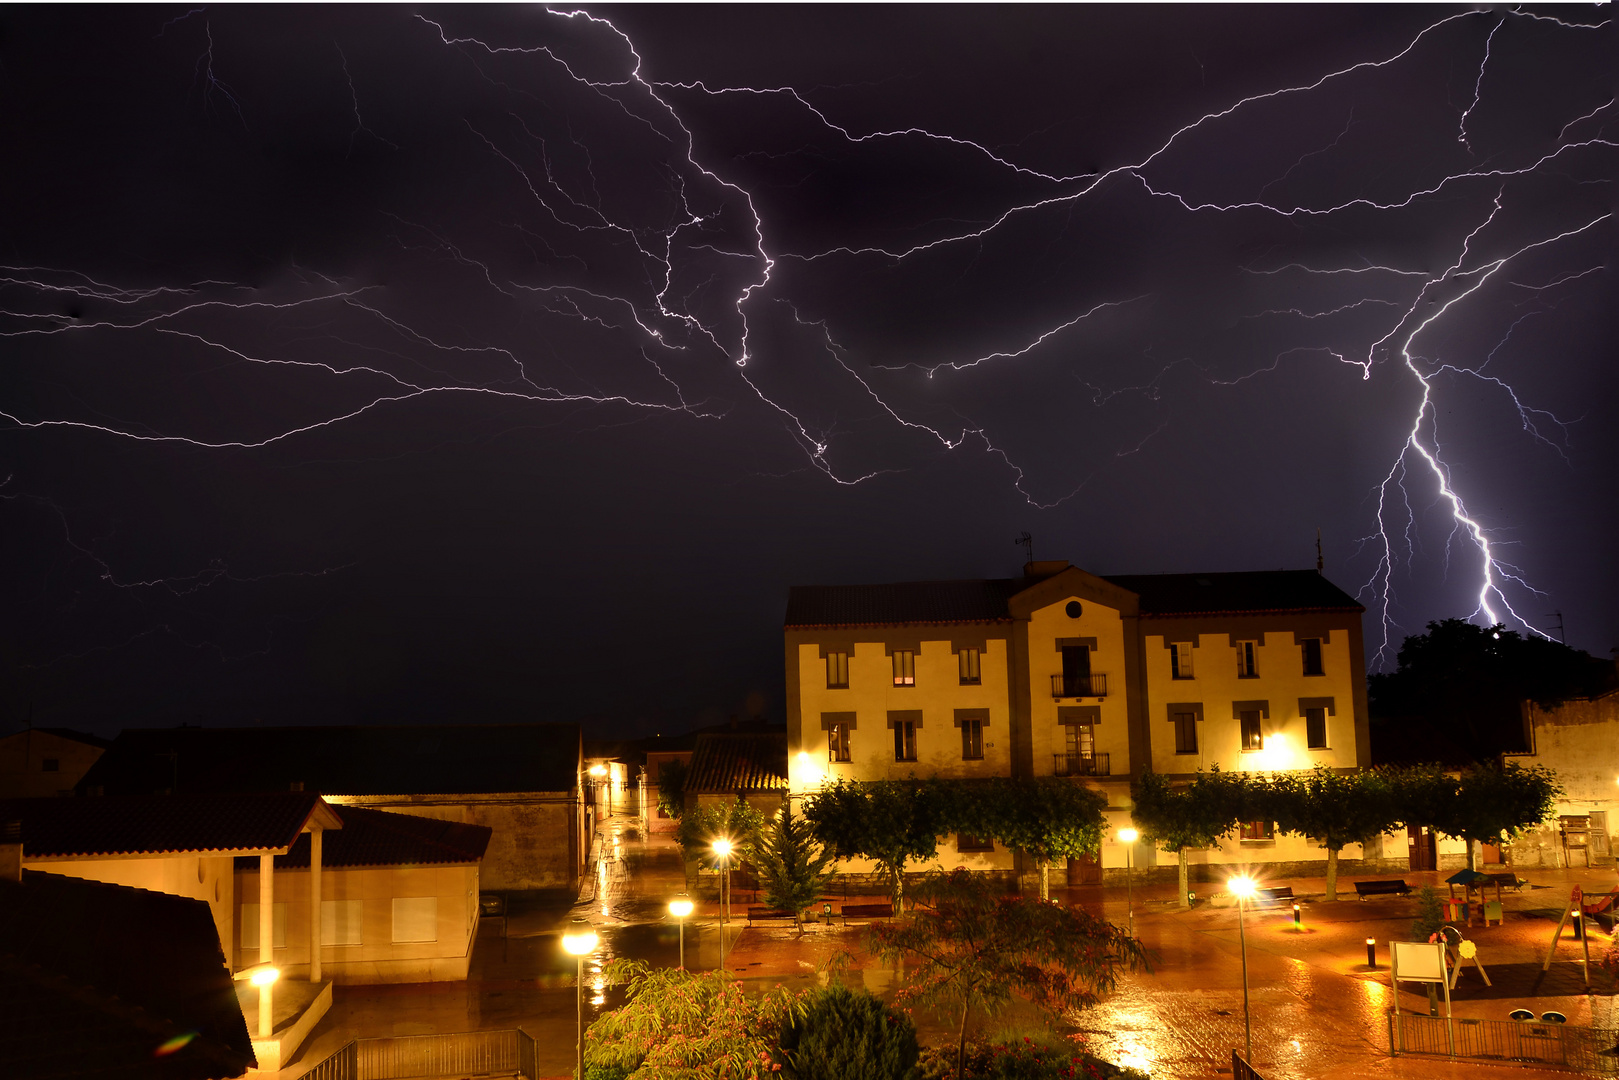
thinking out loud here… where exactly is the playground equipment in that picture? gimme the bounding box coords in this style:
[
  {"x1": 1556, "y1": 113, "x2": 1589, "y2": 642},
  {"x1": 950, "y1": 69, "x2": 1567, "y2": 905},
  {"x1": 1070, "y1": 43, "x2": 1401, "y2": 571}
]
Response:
[{"x1": 1542, "y1": 885, "x2": 1594, "y2": 988}]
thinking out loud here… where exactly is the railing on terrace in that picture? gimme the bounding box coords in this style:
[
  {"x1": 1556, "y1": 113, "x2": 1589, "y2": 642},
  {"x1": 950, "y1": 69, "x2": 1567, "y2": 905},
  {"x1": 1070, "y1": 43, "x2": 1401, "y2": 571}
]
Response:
[
  {"x1": 1052, "y1": 752, "x2": 1110, "y2": 777},
  {"x1": 1388, "y1": 1010, "x2": 1619, "y2": 1075},
  {"x1": 1051, "y1": 673, "x2": 1107, "y2": 698},
  {"x1": 302, "y1": 1028, "x2": 538, "y2": 1080}
]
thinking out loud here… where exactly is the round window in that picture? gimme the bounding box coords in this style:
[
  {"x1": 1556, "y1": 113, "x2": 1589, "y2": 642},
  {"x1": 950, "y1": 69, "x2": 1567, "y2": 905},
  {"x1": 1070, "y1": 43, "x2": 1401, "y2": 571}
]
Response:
[{"x1": 1065, "y1": 600, "x2": 1082, "y2": 618}]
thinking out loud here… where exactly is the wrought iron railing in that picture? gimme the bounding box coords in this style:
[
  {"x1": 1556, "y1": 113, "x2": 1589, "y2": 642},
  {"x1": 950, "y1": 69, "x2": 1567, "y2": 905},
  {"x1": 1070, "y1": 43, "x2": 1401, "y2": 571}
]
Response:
[
  {"x1": 1052, "y1": 752, "x2": 1110, "y2": 777},
  {"x1": 1050, "y1": 673, "x2": 1107, "y2": 697},
  {"x1": 1389, "y1": 1010, "x2": 1619, "y2": 1075},
  {"x1": 302, "y1": 1028, "x2": 539, "y2": 1080}
]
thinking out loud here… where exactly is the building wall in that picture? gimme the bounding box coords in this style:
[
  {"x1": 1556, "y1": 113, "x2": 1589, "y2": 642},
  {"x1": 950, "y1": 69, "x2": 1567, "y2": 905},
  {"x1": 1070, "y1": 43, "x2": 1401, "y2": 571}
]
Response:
[
  {"x1": 27, "y1": 854, "x2": 236, "y2": 967},
  {"x1": 325, "y1": 792, "x2": 579, "y2": 890},
  {"x1": 645, "y1": 751, "x2": 692, "y2": 834},
  {"x1": 1024, "y1": 595, "x2": 1131, "y2": 781},
  {"x1": 0, "y1": 731, "x2": 105, "y2": 798},
  {"x1": 236, "y1": 862, "x2": 479, "y2": 984},
  {"x1": 1508, "y1": 689, "x2": 1619, "y2": 867}
]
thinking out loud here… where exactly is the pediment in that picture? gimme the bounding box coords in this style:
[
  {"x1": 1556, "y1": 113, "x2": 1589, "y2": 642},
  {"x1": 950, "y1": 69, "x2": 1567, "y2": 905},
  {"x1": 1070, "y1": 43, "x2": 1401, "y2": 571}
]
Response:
[{"x1": 1008, "y1": 566, "x2": 1139, "y2": 618}]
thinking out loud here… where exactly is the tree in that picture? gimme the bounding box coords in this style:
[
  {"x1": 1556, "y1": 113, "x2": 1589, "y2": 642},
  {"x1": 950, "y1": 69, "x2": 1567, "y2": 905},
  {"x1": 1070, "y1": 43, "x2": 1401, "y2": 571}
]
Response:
[
  {"x1": 866, "y1": 869, "x2": 1148, "y2": 1080},
  {"x1": 951, "y1": 777, "x2": 1107, "y2": 902},
  {"x1": 675, "y1": 796, "x2": 767, "y2": 879},
  {"x1": 803, "y1": 779, "x2": 947, "y2": 913},
  {"x1": 1131, "y1": 769, "x2": 1250, "y2": 908},
  {"x1": 752, "y1": 799, "x2": 837, "y2": 931},
  {"x1": 584, "y1": 959, "x2": 805, "y2": 1080},
  {"x1": 655, "y1": 759, "x2": 688, "y2": 821},
  {"x1": 774, "y1": 984, "x2": 919, "y2": 1080},
  {"x1": 1268, "y1": 767, "x2": 1399, "y2": 901},
  {"x1": 1442, "y1": 761, "x2": 1561, "y2": 870}
]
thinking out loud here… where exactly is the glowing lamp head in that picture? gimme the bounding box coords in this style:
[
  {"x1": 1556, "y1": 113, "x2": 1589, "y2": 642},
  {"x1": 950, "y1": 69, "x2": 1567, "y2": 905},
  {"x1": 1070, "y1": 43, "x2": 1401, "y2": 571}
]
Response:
[
  {"x1": 668, "y1": 894, "x2": 694, "y2": 919},
  {"x1": 712, "y1": 837, "x2": 733, "y2": 858},
  {"x1": 248, "y1": 965, "x2": 279, "y2": 987},
  {"x1": 1228, "y1": 875, "x2": 1257, "y2": 900},
  {"x1": 561, "y1": 918, "x2": 598, "y2": 957},
  {"x1": 1118, "y1": 827, "x2": 1139, "y2": 844},
  {"x1": 588, "y1": 764, "x2": 607, "y2": 778},
  {"x1": 1366, "y1": 937, "x2": 1376, "y2": 946}
]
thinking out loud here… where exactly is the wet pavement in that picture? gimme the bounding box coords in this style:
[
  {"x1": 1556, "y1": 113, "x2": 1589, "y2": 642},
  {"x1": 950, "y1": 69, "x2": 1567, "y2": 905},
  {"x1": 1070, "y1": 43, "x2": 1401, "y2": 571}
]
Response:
[{"x1": 268, "y1": 812, "x2": 1619, "y2": 1079}]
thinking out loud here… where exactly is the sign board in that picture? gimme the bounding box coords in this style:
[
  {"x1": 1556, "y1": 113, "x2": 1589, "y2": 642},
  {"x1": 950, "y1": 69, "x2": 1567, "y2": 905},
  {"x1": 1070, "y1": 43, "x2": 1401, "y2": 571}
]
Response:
[{"x1": 1391, "y1": 941, "x2": 1447, "y2": 983}]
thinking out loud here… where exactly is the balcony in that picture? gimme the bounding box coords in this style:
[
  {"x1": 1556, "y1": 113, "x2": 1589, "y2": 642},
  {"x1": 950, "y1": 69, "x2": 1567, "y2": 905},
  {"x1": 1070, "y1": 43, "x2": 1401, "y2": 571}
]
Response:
[
  {"x1": 1051, "y1": 673, "x2": 1107, "y2": 698},
  {"x1": 1053, "y1": 752, "x2": 1111, "y2": 777}
]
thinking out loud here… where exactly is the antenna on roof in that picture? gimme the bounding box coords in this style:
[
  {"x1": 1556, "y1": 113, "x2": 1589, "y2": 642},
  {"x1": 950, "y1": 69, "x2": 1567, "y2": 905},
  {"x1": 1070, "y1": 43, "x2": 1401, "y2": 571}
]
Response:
[
  {"x1": 1315, "y1": 527, "x2": 1323, "y2": 573},
  {"x1": 1014, "y1": 531, "x2": 1033, "y2": 565}
]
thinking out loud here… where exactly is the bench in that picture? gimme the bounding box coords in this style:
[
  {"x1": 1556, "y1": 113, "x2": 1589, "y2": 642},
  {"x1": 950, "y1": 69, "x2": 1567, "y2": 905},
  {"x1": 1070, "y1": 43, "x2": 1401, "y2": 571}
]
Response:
[
  {"x1": 1253, "y1": 886, "x2": 1294, "y2": 904},
  {"x1": 1484, "y1": 872, "x2": 1525, "y2": 891},
  {"x1": 839, "y1": 903, "x2": 895, "y2": 922},
  {"x1": 1353, "y1": 879, "x2": 1412, "y2": 900},
  {"x1": 745, "y1": 906, "x2": 802, "y2": 927}
]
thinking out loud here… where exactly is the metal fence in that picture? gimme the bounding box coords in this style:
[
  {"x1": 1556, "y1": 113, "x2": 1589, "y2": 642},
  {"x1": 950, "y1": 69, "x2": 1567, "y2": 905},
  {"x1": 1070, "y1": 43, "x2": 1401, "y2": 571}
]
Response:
[
  {"x1": 1231, "y1": 1050, "x2": 1266, "y2": 1080},
  {"x1": 1389, "y1": 1010, "x2": 1619, "y2": 1075},
  {"x1": 301, "y1": 1028, "x2": 538, "y2": 1080}
]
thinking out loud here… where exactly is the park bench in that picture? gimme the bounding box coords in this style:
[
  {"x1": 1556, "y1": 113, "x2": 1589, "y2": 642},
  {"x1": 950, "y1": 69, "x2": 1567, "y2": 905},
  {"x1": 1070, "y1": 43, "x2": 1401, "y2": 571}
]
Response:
[
  {"x1": 838, "y1": 902, "x2": 895, "y2": 923},
  {"x1": 1253, "y1": 886, "x2": 1294, "y2": 904},
  {"x1": 745, "y1": 906, "x2": 803, "y2": 927},
  {"x1": 1484, "y1": 872, "x2": 1525, "y2": 891},
  {"x1": 1353, "y1": 878, "x2": 1412, "y2": 900}
]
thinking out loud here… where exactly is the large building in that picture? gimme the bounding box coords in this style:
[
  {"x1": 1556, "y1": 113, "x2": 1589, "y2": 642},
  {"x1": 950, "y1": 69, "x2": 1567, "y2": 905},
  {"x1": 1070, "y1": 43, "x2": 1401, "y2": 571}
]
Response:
[{"x1": 784, "y1": 560, "x2": 1370, "y2": 883}]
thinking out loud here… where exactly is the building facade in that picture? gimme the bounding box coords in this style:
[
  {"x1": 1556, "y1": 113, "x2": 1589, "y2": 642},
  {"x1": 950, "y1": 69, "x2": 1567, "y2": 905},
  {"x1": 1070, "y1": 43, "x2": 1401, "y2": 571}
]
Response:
[
  {"x1": 785, "y1": 561, "x2": 1370, "y2": 883},
  {"x1": 1506, "y1": 687, "x2": 1618, "y2": 868}
]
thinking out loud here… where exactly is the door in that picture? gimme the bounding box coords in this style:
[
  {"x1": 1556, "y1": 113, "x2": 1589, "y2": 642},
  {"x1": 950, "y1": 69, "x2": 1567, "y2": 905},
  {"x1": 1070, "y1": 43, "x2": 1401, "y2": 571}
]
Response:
[
  {"x1": 1066, "y1": 851, "x2": 1102, "y2": 886},
  {"x1": 1589, "y1": 812, "x2": 1610, "y2": 860},
  {"x1": 1407, "y1": 825, "x2": 1437, "y2": 871},
  {"x1": 1481, "y1": 841, "x2": 1503, "y2": 865},
  {"x1": 1061, "y1": 645, "x2": 1091, "y2": 695}
]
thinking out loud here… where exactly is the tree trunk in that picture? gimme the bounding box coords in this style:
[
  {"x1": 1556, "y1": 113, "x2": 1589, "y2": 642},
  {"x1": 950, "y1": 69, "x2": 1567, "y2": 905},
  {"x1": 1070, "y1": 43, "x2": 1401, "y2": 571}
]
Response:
[
  {"x1": 1325, "y1": 847, "x2": 1339, "y2": 901},
  {"x1": 892, "y1": 865, "x2": 905, "y2": 915},
  {"x1": 956, "y1": 989, "x2": 974, "y2": 1080},
  {"x1": 1178, "y1": 849, "x2": 1190, "y2": 908},
  {"x1": 1465, "y1": 839, "x2": 1478, "y2": 872},
  {"x1": 1039, "y1": 859, "x2": 1050, "y2": 902}
]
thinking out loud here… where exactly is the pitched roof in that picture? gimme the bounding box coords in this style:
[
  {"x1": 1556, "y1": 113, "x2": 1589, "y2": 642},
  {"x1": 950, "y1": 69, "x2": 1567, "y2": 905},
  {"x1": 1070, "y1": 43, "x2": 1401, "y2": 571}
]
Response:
[
  {"x1": 785, "y1": 568, "x2": 1362, "y2": 626},
  {"x1": 684, "y1": 732, "x2": 788, "y2": 794},
  {"x1": 0, "y1": 870, "x2": 255, "y2": 1079},
  {"x1": 270, "y1": 803, "x2": 491, "y2": 870},
  {"x1": 78, "y1": 724, "x2": 581, "y2": 798},
  {"x1": 0, "y1": 727, "x2": 112, "y2": 749},
  {"x1": 1, "y1": 792, "x2": 336, "y2": 859}
]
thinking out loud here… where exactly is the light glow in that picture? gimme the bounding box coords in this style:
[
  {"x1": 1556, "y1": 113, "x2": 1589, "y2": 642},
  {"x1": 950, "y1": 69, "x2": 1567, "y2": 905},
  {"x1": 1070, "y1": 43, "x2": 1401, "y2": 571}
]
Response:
[
  {"x1": 668, "y1": 895, "x2": 694, "y2": 918},
  {"x1": 562, "y1": 919, "x2": 599, "y2": 956},
  {"x1": 1118, "y1": 827, "x2": 1139, "y2": 844},
  {"x1": 1228, "y1": 875, "x2": 1257, "y2": 900}
]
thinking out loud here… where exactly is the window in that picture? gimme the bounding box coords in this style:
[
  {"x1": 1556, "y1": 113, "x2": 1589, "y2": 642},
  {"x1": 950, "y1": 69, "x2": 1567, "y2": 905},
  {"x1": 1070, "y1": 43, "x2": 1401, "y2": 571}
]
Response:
[
  {"x1": 1235, "y1": 641, "x2": 1258, "y2": 678},
  {"x1": 1173, "y1": 711, "x2": 1198, "y2": 754},
  {"x1": 1170, "y1": 641, "x2": 1194, "y2": 679},
  {"x1": 41, "y1": 758, "x2": 59, "y2": 772},
  {"x1": 892, "y1": 650, "x2": 915, "y2": 687},
  {"x1": 1305, "y1": 707, "x2": 1328, "y2": 749},
  {"x1": 1239, "y1": 709, "x2": 1263, "y2": 751},
  {"x1": 828, "y1": 722, "x2": 851, "y2": 763},
  {"x1": 321, "y1": 899, "x2": 363, "y2": 946},
  {"x1": 240, "y1": 903, "x2": 289, "y2": 950},
  {"x1": 1065, "y1": 722, "x2": 1095, "y2": 761},
  {"x1": 392, "y1": 897, "x2": 438, "y2": 943},
  {"x1": 958, "y1": 648, "x2": 981, "y2": 685},
  {"x1": 893, "y1": 719, "x2": 917, "y2": 762},
  {"x1": 1240, "y1": 820, "x2": 1275, "y2": 842},
  {"x1": 960, "y1": 717, "x2": 984, "y2": 760},
  {"x1": 826, "y1": 651, "x2": 849, "y2": 689},
  {"x1": 1301, "y1": 638, "x2": 1324, "y2": 676},
  {"x1": 956, "y1": 833, "x2": 994, "y2": 853}
]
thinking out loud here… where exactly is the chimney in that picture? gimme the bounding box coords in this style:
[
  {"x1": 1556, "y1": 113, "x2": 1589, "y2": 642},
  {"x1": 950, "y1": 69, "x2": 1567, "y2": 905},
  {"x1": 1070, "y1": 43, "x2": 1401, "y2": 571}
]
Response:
[{"x1": 0, "y1": 820, "x2": 21, "y2": 882}]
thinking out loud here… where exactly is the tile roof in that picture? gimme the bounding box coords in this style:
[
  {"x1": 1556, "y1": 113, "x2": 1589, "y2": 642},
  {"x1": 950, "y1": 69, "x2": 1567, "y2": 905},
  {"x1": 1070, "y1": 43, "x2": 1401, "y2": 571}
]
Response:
[
  {"x1": 270, "y1": 803, "x2": 491, "y2": 870},
  {"x1": 78, "y1": 723, "x2": 581, "y2": 798},
  {"x1": 684, "y1": 733, "x2": 788, "y2": 794},
  {"x1": 0, "y1": 870, "x2": 255, "y2": 1079},
  {"x1": 1, "y1": 792, "x2": 328, "y2": 859},
  {"x1": 1103, "y1": 570, "x2": 1364, "y2": 616}
]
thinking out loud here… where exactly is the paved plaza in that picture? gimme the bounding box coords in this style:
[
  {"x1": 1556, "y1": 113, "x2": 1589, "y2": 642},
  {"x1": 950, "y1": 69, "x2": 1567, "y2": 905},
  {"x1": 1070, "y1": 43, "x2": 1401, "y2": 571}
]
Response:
[{"x1": 270, "y1": 813, "x2": 1618, "y2": 1079}]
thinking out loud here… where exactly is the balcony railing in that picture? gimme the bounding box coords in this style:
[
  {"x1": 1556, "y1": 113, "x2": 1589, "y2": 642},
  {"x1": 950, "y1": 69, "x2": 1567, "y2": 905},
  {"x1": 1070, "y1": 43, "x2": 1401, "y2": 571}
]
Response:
[
  {"x1": 1053, "y1": 752, "x2": 1110, "y2": 777},
  {"x1": 1051, "y1": 673, "x2": 1107, "y2": 698}
]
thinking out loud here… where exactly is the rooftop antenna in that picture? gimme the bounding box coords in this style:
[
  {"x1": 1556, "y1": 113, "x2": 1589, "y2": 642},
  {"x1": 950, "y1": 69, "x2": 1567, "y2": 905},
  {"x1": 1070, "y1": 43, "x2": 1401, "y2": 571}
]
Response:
[
  {"x1": 1014, "y1": 531, "x2": 1033, "y2": 566},
  {"x1": 1315, "y1": 527, "x2": 1323, "y2": 573},
  {"x1": 1543, "y1": 611, "x2": 1564, "y2": 642}
]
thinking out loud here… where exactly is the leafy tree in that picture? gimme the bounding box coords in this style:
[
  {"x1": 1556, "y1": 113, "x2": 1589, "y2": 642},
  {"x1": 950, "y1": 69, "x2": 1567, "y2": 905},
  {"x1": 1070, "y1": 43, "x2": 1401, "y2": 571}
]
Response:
[
  {"x1": 1381, "y1": 764, "x2": 1458, "y2": 837},
  {"x1": 950, "y1": 777, "x2": 1107, "y2": 902},
  {"x1": 584, "y1": 959, "x2": 805, "y2": 1080},
  {"x1": 803, "y1": 779, "x2": 948, "y2": 913},
  {"x1": 752, "y1": 799, "x2": 837, "y2": 931},
  {"x1": 675, "y1": 795, "x2": 767, "y2": 888},
  {"x1": 655, "y1": 759, "x2": 688, "y2": 821},
  {"x1": 867, "y1": 869, "x2": 1148, "y2": 1080},
  {"x1": 774, "y1": 984, "x2": 919, "y2": 1080},
  {"x1": 1131, "y1": 769, "x2": 1250, "y2": 908},
  {"x1": 1267, "y1": 767, "x2": 1400, "y2": 901},
  {"x1": 1442, "y1": 761, "x2": 1561, "y2": 869}
]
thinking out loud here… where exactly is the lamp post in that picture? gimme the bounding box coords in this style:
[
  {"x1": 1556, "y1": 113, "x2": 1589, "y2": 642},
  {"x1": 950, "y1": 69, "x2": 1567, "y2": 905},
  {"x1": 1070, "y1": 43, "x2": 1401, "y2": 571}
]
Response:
[
  {"x1": 712, "y1": 837, "x2": 733, "y2": 972},
  {"x1": 1117, "y1": 827, "x2": 1139, "y2": 937},
  {"x1": 562, "y1": 918, "x2": 599, "y2": 1080},
  {"x1": 589, "y1": 764, "x2": 609, "y2": 816},
  {"x1": 668, "y1": 893, "x2": 694, "y2": 970},
  {"x1": 232, "y1": 963, "x2": 280, "y2": 1039},
  {"x1": 1228, "y1": 875, "x2": 1256, "y2": 1066}
]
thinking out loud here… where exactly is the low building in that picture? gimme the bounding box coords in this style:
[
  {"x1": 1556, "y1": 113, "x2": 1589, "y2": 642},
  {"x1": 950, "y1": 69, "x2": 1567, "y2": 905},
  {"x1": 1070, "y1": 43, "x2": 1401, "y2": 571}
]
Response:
[
  {"x1": 1507, "y1": 687, "x2": 1619, "y2": 867},
  {"x1": 684, "y1": 730, "x2": 789, "y2": 819},
  {"x1": 0, "y1": 727, "x2": 108, "y2": 798}
]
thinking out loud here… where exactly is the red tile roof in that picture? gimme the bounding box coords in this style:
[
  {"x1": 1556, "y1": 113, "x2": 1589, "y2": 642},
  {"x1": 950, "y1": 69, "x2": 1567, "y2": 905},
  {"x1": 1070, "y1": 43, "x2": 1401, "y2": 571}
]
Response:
[
  {"x1": 684, "y1": 733, "x2": 788, "y2": 794},
  {"x1": 272, "y1": 803, "x2": 491, "y2": 869},
  {"x1": 1, "y1": 791, "x2": 334, "y2": 859}
]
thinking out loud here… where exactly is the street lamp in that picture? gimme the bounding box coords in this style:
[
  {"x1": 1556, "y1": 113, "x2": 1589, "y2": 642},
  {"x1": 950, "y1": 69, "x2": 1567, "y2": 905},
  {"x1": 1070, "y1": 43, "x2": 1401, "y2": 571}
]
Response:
[
  {"x1": 712, "y1": 837, "x2": 733, "y2": 972},
  {"x1": 562, "y1": 918, "x2": 599, "y2": 1080},
  {"x1": 1228, "y1": 875, "x2": 1257, "y2": 1066},
  {"x1": 232, "y1": 962, "x2": 280, "y2": 1038},
  {"x1": 589, "y1": 764, "x2": 610, "y2": 815},
  {"x1": 1117, "y1": 827, "x2": 1139, "y2": 937},
  {"x1": 668, "y1": 893, "x2": 694, "y2": 970}
]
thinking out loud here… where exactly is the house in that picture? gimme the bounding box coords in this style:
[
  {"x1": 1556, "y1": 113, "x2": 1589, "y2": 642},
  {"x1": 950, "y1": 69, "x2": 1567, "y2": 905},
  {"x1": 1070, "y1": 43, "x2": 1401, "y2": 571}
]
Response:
[
  {"x1": 684, "y1": 730, "x2": 789, "y2": 818},
  {"x1": 0, "y1": 866, "x2": 256, "y2": 1080},
  {"x1": 77, "y1": 724, "x2": 585, "y2": 890},
  {"x1": 0, "y1": 727, "x2": 108, "y2": 798},
  {"x1": 1506, "y1": 686, "x2": 1619, "y2": 867},
  {"x1": 785, "y1": 560, "x2": 1370, "y2": 885}
]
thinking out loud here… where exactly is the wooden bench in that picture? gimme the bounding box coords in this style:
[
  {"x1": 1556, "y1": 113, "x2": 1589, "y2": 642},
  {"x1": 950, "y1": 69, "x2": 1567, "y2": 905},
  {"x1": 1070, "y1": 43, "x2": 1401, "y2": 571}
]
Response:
[
  {"x1": 1253, "y1": 886, "x2": 1294, "y2": 904},
  {"x1": 1353, "y1": 879, "x2": 1412, "y2": 900},
  {"x1": 1484, "y1": 872, "x2": 1525, "y2": 891},
  {"x1": 839, "y1": 902, "x2": 895, "y2": 922},
  {"x1": 745, "y1": 906, "x2": 802, "y2": 927}
]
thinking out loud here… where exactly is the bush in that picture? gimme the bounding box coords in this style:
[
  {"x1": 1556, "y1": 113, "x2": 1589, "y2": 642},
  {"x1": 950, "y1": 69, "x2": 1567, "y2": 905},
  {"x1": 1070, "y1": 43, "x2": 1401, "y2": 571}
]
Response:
[
  {"x1": 919, "y1": 1037, "x2": 1147, "y2": 1080},
  {"x1": 1411, "y1": 885, "x2": 1445, "y2": 941},
  {"x1": 776, "y1": 985, "x2": 919, "y2": 1080}
]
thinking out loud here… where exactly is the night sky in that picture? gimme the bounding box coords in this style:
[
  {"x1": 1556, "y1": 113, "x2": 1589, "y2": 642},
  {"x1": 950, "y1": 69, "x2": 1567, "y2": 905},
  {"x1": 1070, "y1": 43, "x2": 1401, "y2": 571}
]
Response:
[{"x1": 3, "y1": 6, "x2": 1614, "y2": 739}]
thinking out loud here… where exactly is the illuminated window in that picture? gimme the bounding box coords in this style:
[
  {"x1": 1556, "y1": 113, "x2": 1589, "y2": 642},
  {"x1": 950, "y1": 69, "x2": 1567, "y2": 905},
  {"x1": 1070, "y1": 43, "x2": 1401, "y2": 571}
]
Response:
[
  {"x1": 1240, "y1": 710, "x2": 1263, "y2": 751},
  {"x1": 1236, "y1": 641, "x2": 1258, "y2": 678},
  {"x1": 826, "y1": 651, "x2": 849, "y2": 689},
  {"x1": 960, "y1": 717, "x2": 984, "y2": 760},
  {"x1": 1239, "y1": 820, "x2": 1275, "y2": 842},
  {"x1": 956, "y1": 833, "x2": 994, "y2": 853},
  {"x1": 893, "y1": 719, "x2": 917, "y2": 762},
  {"x1": 958, "y1": 648, "x2": 981, "y2": 685},
  {"x1": 1170, "y1": 641, "x2": 1194, "y2": 679},
  {"x1": 892, "y1": 650, "x2": 915, "y2": 687},
  {"x1": 1306, "y1": 707, "x2": 1328, "y2": 749},
  {"x1": 1173, "y1": 712, "x2": 1198, "y2": 754},
  {"x1": 1301, "y1": 638, "x2": 1324, "y2": 676},
  {"x1": 828, "y1": 722, "x2": 851, "y2": 763}
]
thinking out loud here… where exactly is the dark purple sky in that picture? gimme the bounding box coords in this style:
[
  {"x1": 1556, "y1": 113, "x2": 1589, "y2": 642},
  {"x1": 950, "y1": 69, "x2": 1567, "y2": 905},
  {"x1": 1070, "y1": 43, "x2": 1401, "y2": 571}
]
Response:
[{"x1": 3, "y1": 6, "x2": 1614, "y2": 738}]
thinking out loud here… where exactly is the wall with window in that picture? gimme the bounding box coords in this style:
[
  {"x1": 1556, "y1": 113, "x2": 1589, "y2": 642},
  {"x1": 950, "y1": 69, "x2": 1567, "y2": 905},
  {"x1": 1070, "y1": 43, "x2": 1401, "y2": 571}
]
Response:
[
  {"x1": 1024, "y1": 596, "x2": 1130, "y2": 783},
  {"x1": 1507, "y1": 688, "x2": 1619, "y2": 868},
  {"x1": 0, "y1": 729, "x2": 105, "y2": 798}
]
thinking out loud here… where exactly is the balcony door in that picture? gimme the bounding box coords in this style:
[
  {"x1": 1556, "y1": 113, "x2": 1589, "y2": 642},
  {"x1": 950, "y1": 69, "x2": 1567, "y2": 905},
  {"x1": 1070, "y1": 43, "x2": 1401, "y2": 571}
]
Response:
[{"x1": 1061, "y1": 645, "x2": 1091, "y2": 694}]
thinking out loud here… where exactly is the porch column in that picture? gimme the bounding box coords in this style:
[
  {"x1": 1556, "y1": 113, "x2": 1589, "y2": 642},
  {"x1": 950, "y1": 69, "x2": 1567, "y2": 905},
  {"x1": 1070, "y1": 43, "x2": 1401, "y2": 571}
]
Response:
[
  {"x1": 258, "y1": 853, "x2": 274, "y2": 1036},
  {"x1": 308, "y1": 828, "x2": 323, "y2": 983}
]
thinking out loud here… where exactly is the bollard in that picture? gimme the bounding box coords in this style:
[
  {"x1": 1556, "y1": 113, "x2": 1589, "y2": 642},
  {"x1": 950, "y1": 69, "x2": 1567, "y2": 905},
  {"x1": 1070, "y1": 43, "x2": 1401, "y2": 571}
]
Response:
[
  {"x1": 1366, "y1": 938, "x2": 1376, "y2": 968},
  {"x1": 1293, "y1": 902, "x2": 1301, "y2": 927}
]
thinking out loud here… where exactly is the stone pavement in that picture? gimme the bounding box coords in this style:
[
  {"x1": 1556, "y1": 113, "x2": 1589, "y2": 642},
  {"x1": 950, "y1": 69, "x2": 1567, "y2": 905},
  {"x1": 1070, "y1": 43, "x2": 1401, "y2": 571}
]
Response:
[{"x1": 269, "y1": 812, "x2": 1619, "y2": 1079}]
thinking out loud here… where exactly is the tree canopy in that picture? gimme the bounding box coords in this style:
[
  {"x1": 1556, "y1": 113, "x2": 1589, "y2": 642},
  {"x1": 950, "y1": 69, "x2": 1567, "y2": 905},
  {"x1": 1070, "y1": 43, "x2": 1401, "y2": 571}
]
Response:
[
  {"x1": 751, "y1": 799, "x2": 836, "y2": 929},
  {"x1": 674, "y1": 795, "x2": 767, "y2": 870},
  {"x1": 948, "y1": 777, "x2": 1107, "y2": 901},
  {"x1": 802, "y1": 779, "x2": 947, "y2": 912},
  {"x1": 1267, "y1": 767, "x2": 1400, "y2": 900}
]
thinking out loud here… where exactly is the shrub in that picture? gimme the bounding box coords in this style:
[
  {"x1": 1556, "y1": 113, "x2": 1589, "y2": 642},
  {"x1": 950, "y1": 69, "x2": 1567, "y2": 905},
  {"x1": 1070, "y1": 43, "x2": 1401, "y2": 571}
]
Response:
[
  {"x1": 943, "y1": 1037, "x2": 1149, "y2": 1080},
  {"x1": 776, "y1": 984, "x2": 919, "y2": 1080},
  {"x1": 1411, "y1": 885, "x2": 1445, "y2": 941}
]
